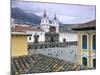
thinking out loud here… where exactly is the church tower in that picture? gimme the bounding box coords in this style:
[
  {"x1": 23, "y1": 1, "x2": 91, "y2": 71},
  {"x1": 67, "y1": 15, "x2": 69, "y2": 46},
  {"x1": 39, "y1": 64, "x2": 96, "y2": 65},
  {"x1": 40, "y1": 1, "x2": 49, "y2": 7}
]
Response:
[
  {"x1": 41, "y1": 10, "x2": 49, "y2": 25},
  {"x1": 52, "y1": 14, "x2": 59, "y2": 33},
  {"x1": 52, "y1": 14, "x2": 59, "y2": 25},
  {"x1": 40, "y1": 10, "x2": 50, "y2": 32}
]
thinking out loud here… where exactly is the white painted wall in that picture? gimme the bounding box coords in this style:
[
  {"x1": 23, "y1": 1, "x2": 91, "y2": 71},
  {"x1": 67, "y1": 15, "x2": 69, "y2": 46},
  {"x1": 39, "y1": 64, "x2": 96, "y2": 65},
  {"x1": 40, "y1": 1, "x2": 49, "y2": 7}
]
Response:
[
  {"x1": 66, "y1": 32, "x2": 78, "y2": 42},
  {"x1": 59, "y1": 32, "x2": 78, "y2": 42},
  {"x1": 40, "y1": 24, "x2": 59, "y2": 33},
  {"x1": 27, "y1": 31, "x2": 45, "y2": 43}
]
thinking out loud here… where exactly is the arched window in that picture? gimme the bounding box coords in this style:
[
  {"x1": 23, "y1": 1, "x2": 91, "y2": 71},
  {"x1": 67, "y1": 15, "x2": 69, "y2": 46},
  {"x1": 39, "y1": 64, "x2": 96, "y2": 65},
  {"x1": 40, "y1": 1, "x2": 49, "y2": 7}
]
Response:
[
  {"x1": 82, "y1": 35, "x2": 87, "y2": 49},
  {"x1": 82, "y1": 57, "x2": 87, "y2": 66},
  {"x1": 92, "y1": 35, "x2": 96, "y2": 50}
]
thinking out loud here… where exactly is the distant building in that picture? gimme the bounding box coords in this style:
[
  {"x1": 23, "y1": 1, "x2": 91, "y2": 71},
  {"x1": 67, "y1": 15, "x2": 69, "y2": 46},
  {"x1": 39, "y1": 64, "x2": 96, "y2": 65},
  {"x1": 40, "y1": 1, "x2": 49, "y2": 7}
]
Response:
[
  {"x1": 72, "y1": 20, "x2": 96, "y2": 68},
  {"x1": 40, "y1": 10, "x2": 59, "y2": 33},
  {"x1": 59, "y1": 32, "x2": 77, "y2": 42},
  {"x1": 26, "y1": 26, "x2": 45, "y2": 43},
  {"x1": 28, "y1": 25, "x2": 67, "y2": 57},
  {"x1": 27, "y1": 10, "x2": 77, "y2": 43}
]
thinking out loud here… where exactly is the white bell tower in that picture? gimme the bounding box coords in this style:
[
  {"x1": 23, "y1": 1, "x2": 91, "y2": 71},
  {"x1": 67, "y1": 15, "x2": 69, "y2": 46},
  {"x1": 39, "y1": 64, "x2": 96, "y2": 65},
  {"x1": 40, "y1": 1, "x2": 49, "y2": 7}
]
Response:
[
  {"x1": 52, "y1": 14, "x2": 59, "y2": 33},
  {"x1": 40, "y1": 10, "x2": 50, "y2": 32},
  {"x1": 41, "y1": 10, "x2": 49, "y2": 25},
  {"x1": 52, "y1": 14, "x2": 59, "y2": 25}
]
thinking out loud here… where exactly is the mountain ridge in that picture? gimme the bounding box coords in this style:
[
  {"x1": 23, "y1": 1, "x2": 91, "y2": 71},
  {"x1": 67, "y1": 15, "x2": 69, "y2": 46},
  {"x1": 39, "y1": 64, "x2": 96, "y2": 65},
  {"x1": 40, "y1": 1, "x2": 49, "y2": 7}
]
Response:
[{"x1": 11, "y1": 7, "x2": 41, "y2": 25}]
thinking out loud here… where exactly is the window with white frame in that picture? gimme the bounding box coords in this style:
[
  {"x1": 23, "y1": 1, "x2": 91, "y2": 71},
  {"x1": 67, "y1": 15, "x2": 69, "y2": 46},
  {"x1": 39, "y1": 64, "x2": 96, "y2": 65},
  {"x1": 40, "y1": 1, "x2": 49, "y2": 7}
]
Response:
[
  {"x1": 82, "y1": 57, "x2": 87, "y2": 66},
  {"x1": 29, "y1": 36, "x2": 31, "y2": 40},
  {"x1": 82, "y1": 35, "x2": 87, "y2": 49}
]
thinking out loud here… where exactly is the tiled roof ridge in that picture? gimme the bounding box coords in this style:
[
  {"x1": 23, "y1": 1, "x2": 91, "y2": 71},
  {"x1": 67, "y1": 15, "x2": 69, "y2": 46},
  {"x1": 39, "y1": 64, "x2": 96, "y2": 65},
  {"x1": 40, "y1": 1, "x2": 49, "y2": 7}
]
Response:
[{"x1": 11, "y1": 25, "x2": 44, "y2": 32}]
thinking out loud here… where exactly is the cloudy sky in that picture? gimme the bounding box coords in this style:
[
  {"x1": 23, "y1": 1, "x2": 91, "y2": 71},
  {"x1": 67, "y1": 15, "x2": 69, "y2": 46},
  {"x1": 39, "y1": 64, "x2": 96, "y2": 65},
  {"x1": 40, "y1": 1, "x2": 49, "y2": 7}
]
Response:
[{"x1": 12, "y1": 0, "x2": 96, "y2": 24}]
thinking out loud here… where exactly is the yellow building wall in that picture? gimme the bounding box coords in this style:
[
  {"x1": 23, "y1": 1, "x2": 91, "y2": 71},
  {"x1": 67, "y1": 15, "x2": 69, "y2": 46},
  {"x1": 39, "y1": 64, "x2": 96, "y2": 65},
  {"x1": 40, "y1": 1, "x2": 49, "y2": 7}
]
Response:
[
  {"x1": 11, "y1": 35, "x2": 28, "y2": 57},
  {"x1": 87, "y1": 33, "x2": 91, "y2": 67},
  {"x1": 77, "y1": 32, "x2": 81, "y2": 64},
  {"x1": 77, "y1": 32, "x2": 96, "y2": 68}
]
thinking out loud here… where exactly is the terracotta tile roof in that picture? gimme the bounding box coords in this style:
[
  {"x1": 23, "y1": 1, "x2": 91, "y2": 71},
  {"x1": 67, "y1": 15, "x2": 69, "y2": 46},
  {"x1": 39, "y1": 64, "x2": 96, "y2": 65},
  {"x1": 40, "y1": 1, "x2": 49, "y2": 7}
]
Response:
[
  {"x1": 11, "y1": 25, "x2": 44, "y2": 32},
  {"x1": 11, "y1": 54, "x2": 92, "y2": 74},
  {"x1": 72, "y1": 20, "x2": 96, "y2": 31}
]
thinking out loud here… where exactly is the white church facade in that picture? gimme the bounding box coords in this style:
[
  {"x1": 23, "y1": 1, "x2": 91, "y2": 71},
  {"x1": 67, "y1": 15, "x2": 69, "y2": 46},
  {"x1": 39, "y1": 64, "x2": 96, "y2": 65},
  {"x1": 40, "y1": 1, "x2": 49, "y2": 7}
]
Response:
[{"x1": 27, "y1": 10, "x2": 78, "y2": 43}]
